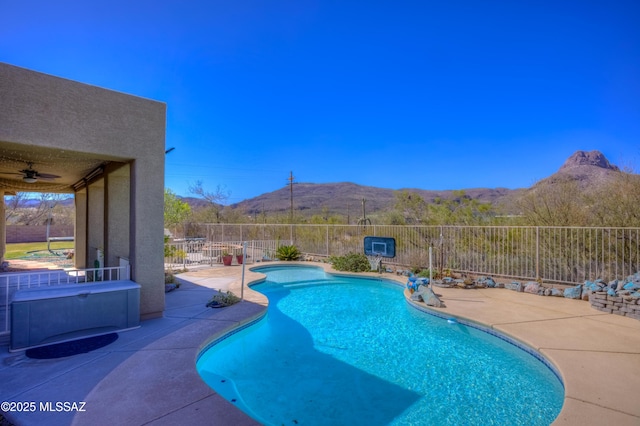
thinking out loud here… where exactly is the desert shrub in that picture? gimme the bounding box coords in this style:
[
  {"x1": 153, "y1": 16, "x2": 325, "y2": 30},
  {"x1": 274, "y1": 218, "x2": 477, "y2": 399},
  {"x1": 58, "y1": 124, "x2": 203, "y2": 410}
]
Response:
[
  {"x1": 416, "y1": 268, "x2": 434, "y2": 278},
  {"x1": 329, "y1": 252, "x2": 371, "y2": 272},
  {"x1": 206, "y1": 290, "x2": 241, "y2": 308},
  {"x1": 276, "y1": 244, "x2": 301, "y2": 261},
  {"x1": 164, "y1": 235, "x2": 175, "y2": 258},
  {"x1": 164, "y1": 236, "x2": 186, "y2": 260}
]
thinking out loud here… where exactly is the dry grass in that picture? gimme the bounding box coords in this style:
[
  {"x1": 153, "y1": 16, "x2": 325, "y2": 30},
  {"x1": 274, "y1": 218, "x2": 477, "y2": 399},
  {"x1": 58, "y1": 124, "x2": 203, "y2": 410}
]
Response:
[{"x1": 4, "y1": 242, "x2": 73, "y2": 259}]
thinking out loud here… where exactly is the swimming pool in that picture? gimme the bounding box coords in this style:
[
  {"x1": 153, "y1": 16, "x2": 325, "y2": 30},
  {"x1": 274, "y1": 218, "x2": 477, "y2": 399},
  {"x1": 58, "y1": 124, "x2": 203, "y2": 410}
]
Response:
[{"x1": 197, "y1": 266, "x2": 564, "y2": 425}]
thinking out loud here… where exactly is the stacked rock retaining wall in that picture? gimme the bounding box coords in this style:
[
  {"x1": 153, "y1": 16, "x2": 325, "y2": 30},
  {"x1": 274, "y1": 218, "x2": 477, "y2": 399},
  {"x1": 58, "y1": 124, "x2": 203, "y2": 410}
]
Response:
[
  {"x1": 416, "y1": 271, "x2": 640, "y2": 322},
  {"x1": 583, "y1": 273, "x2": 640, "y2": 320},
  {"x1": 589, "y1": 293, "x2": 640, "y2": 320}
]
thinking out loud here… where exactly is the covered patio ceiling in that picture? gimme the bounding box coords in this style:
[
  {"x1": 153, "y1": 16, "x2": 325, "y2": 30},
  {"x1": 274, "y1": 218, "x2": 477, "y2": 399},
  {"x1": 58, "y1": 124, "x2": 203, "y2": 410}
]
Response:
[{"x1": 0, "y1": 141, "x2": 124, "y2": 194}]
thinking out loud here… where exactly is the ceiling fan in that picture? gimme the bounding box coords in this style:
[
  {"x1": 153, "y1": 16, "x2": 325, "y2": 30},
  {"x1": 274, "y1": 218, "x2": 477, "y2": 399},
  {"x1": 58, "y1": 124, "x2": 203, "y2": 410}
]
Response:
[{"x1": 0, "y1": 162, "x2": 61, "y2": 183}]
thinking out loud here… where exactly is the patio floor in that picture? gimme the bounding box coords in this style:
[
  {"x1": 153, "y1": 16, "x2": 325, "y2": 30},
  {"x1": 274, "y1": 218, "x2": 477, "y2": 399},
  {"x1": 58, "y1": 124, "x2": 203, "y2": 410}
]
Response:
[{"x1": 1, "y1": 262, "x2": 639, "y2": 425}]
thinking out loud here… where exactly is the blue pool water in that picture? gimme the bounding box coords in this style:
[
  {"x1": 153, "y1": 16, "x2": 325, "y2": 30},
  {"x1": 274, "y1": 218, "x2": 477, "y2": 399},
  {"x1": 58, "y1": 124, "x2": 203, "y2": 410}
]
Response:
[{"x1": 197, "y1": 266, "x2": 564, "y2": 425}]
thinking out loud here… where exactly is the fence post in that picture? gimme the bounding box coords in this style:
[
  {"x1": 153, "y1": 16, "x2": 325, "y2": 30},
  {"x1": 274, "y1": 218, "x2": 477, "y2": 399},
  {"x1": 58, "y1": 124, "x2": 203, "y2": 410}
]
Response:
[
  {"x1": 536, "y1": 226, "x2": 540, "y2": 280},
  {"x1": 439, "y1": 226, "x2": 444, "y2": 273},
  {"x1": 326, "y1": 226, "x2": 330, "y2": 256},
  {"x1": 241, "y1": 241, "x2": 247, "y2": 300}
]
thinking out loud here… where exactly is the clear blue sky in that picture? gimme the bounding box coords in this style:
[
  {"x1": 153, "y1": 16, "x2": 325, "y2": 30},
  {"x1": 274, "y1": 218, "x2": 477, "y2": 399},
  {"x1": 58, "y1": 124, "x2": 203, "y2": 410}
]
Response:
[{"x1": 2, "y1": 1, "x2": 639, "y2": 204}]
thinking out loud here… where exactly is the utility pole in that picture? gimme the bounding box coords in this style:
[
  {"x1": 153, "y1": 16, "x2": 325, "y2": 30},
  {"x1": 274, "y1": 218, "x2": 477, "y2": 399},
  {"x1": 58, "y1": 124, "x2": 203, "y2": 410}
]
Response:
[
  {"x1": 357, "y1": 198, "x2": 371, "y2": 229},
  {"x1": 287, "y1": 171, "x2": 295, "y2": 223}
]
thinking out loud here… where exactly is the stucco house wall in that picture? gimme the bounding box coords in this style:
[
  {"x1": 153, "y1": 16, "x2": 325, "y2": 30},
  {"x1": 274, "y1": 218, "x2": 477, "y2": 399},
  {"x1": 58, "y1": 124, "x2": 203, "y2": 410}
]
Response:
[{"x1": 0, "y1": 63, "x2": 167, "y2": 319}]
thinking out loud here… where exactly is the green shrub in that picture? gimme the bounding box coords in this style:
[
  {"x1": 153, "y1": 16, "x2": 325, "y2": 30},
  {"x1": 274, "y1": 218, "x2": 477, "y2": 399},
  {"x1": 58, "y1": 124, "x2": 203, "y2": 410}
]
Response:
[
  {"x1": 329, "y1": 252, "x2": 372, "y2": 272},
  {"x1": 416, "y1": 268, "x2": 433, "y2": 278},
  {"x1": 164, "y1": 236, "x2": 186, "y2": 260},
  {"x1": 276, "y1": 244, "x2": 301, "y2": 261}
]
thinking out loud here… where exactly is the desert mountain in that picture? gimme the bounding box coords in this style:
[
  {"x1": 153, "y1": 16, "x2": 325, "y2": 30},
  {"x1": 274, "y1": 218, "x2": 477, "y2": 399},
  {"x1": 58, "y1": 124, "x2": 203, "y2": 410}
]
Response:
[
  {"x1": 185, "y1": 150, "x2": 625, "y2": 219},
  {"x1": 534, "y1": 150, "x2": 621, "y2": 189},
  {"x1": 560, "y1": 150, "x2": 619, "y2": 171},
  {"x1": 177, "y1": 196, "x2": 213, "y2": 209},
  {"x1": 232, "y1": 182, "x2": 396, "y2": 218},
  {"x1": 231, "y1": 183, "x2": 524, "y2": 218}
]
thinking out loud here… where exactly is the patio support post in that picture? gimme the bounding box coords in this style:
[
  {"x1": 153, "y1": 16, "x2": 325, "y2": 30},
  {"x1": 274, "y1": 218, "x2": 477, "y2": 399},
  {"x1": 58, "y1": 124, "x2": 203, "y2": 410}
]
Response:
[{"x1": 0, "y1": 191, "x2": 5, "y2": 265}]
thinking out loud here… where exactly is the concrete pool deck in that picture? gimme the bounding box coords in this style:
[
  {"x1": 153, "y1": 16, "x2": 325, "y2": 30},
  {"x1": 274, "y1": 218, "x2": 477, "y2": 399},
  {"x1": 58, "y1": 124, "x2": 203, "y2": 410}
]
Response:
[{"x1": 1, "y1": 262, "x2": 639, "y2": 425}]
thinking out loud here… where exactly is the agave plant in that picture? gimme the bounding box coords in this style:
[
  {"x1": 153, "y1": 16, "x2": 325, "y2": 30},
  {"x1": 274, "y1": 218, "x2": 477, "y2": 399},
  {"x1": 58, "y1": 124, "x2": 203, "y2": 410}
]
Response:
[{"x1": 275, "y1": 244, "x2": 301, "y2": 261}]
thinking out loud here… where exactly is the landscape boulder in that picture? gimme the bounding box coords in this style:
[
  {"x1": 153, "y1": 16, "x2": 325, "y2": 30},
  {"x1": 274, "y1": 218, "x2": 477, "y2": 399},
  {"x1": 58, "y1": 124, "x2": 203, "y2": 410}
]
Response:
[
  {"x1": 564, "y1": 284, "x2": 583, "y2": 299},
  {"x1": 477, "y1": 276, "x2": 496, "y2": 288},
  {"x1": 550, "y1": 288, "x2": 564, "y2": 297},
  {"x1": 524, "y1": 281, "x2": 540, "y2": 294},
  {"x1": 420, "y1": 287, "x2": 445, "y2": 308},
  {"x1": 584, "y1": 280, "x2": 605, "y2": 293},
  {"x1": 505, "y1": 281, "x2": 523, "y2": 292},
  {"x1": 410, "y1": 291, "x2": 423, "y2": 301}
]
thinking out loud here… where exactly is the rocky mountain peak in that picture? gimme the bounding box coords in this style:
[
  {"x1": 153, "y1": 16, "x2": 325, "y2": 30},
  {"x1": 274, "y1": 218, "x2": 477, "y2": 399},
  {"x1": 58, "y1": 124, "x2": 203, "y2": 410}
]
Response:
[{"x1": 559, "y1": 150, "x2": 619, "y2": 171}]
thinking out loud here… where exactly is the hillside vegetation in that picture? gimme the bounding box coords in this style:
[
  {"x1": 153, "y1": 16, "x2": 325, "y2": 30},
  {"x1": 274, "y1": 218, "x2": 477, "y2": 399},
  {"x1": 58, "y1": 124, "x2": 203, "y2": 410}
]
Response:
[{"x1": 170, "y1": 150, "x2": 639, "y2": 229}]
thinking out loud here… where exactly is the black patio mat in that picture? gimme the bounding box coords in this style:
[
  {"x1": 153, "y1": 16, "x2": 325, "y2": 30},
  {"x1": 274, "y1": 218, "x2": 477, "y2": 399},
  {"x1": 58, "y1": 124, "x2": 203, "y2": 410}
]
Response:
[{"x1": 25, "y1": 333, "x2": 118, "y2": 359}]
